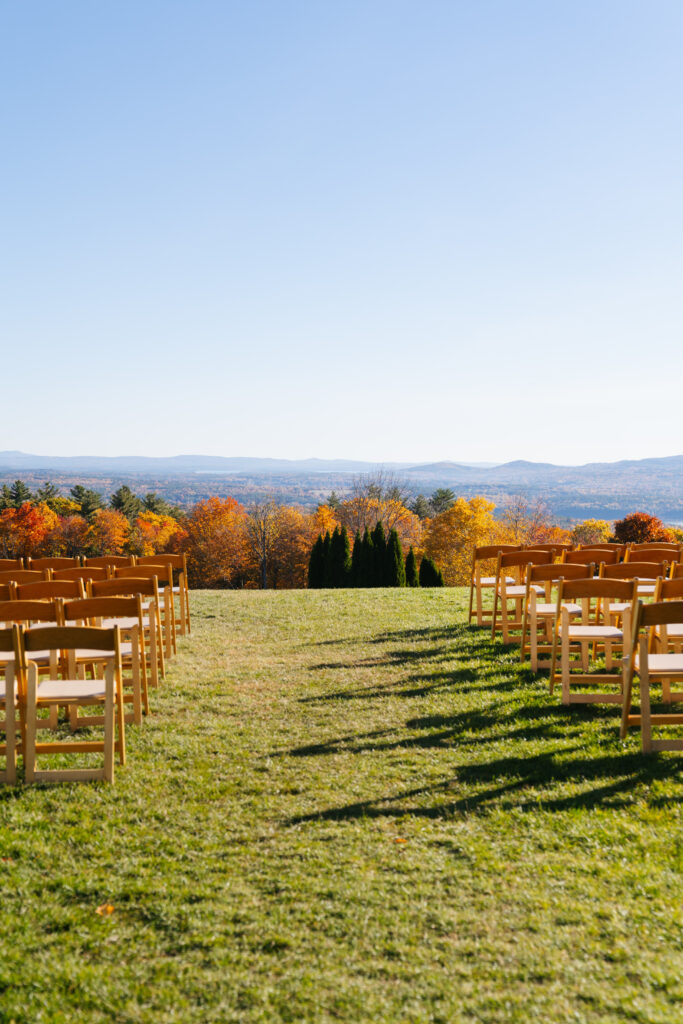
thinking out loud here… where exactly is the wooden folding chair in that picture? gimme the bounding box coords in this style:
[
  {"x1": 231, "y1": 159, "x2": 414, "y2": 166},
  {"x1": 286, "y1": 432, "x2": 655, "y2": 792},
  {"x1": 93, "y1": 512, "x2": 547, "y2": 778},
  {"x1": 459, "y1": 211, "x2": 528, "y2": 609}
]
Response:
[
  {"x1": 0, "y1": 599, "x2": 65, "y2": 730},
  {"x1": 563, "y1": 547, "x2": 620, "y2": 566},
  {"x1": 621, "y1": 599, "x2": 683, "y2": 752},
  {"x1": 523, "y1": 543, "x2": 573, "y2": 556},
  {"x1": 0, "y1": 625, "x2": 21, "y2": 784},
  {"x1": 64, "y1": 596, "x2": 149, "y2": 725},
  {"x1": 27, "y1": 556, "x2": 81, "y2": 571},
  {"x1": 89, "y1": 578, "x2": 164, "y2": 685},
  {"x1": 599, "y1": 561, "x2": 667, "y2": 603},
  {"x1": 17, "y1": 625, "x2": 125, "y2": 783},
  {"x1": 549, "y1": 578, "x2": 637, "y2": 705},
  {"x1": 137, "y1": 553, "x2": 191, "y2": 635},
  {"x1": 650, "y1": 578, "x2": 683, "y2": 655},
  {"x1": 520, "y1": 562, "x2": 594, "y2": 671},
  {"x1": 113, "y1": 565, "x2": 176, "y2": 657},
  {"x1": 467, "y1": 545, "x2": 521, "y2": 626},
  {"x1": 491, "y1": 550, "x2": 553, "y2": 644},
  {"x1": 14, "y1": 579, "x2": 86, "y2": 602}
]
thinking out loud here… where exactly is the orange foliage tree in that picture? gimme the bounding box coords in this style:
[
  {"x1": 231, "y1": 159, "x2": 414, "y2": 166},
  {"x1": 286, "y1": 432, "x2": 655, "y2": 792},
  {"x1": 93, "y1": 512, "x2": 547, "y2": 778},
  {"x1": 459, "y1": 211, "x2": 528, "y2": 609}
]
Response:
[
  {"x1": 570, "y1": 519, "x2": 612, "y2": 546},
  {"x1": 50, "y1": 514, "x2": 90, "y2": 556},
  {"x1": 499, "y1": 495, "x2": 570, "y2": 546},
  {"x1": 86, "y1": 509, "x2": 131, "y2": 556},
  {"x1": 336, "y1": 497, "x2": 422, "y2": 552},
  {"x1": 182, "y1": 496, "x2": 249, "y2": 588},
  {"x1": 422, "y1": 496, "x2": 499, "y2": 586},
  {"x1": 129, "y1": 512, "x2": 185, "y2": 557},
  {"x1": 0, "y1": 502, "x2": 60, "y2": 558}
]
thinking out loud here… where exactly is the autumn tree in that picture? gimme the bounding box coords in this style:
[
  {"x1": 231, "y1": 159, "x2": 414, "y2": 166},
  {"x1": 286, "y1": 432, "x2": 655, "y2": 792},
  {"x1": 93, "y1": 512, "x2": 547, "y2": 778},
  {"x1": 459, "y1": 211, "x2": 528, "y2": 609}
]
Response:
[
  {"x1": 570, "y1": 519, "x2": 612, "y2": 546},
  {"x1": 247, "y1": 500, "x2": 283, "y2": 589},
  {"x1": 266, "y1": 506, "x2": 313, "y2": 588},
  {"x1": 613, "y1": 512, "x2": 673, "y2": 544},
  {"x1": 0, "y1": 502, "x2": 59, "y2": 558},
  {"x1": 86, "y1": 508, "x2": 131, "y2": 556},
  {"x1": 129, "y1": 512, "x2": 184, "y2": 557},
  {"x1": 499, "y1": 494, "x2": 569, "y2": 545},
  {"x1": 422, "y1": 496, "x2": 498, "y2": 586},
  {"x1": 182, "y1": 496, "x2": 249, "y2": 588}
]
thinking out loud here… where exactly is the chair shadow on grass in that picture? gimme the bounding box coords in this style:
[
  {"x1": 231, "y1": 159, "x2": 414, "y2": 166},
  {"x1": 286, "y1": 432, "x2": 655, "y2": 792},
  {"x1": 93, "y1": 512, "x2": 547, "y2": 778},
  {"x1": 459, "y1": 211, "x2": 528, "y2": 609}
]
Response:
[{"x1": 286, "y1": 744, "x2": 682, "y2": 824}]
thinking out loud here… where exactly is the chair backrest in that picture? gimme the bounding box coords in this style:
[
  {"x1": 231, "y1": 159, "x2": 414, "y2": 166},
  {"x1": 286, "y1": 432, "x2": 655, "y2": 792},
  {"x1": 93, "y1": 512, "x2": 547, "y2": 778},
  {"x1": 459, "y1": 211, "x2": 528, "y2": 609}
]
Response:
[
  {"x1": 527, "y1": 562, "x2": 594, "y2": 585},
  {"x1": 637, "y1": 599, "x2": 683, "y2": 629},
  {"x1": 523, "y1": 543, "x2": 573, "y2": 553},
  {"x1": 23, "y1": 624, "x2": 120, "y2": 655},
  {"x1": 90, "y1": 577, "x2": 159, "y2": 600},
  {"x1": 0, "y1": 569, "x2": 49, "y2": 585},
  {"x1": 655, "y1": 578, "x2": 683, "y2": 601},
  {"x1": 600, "y1": 561, "x2": 666, "y2": 580},
  {"x1": 625, "y1": 545, "x2": 680, "y2": 563},
  {"x1": 560, "y1": 577, "x2": 637, "y2": 602},
  {"x1": 564, "y1": 547, "x2": 620, "y2": 565},
  {"x1": 629, "y1": 542, "x2": 680, "y2": 553},
  {"x1": 64, "y1": 595, "x2": 141, "y2": 624},
  {"x1": 26, "y1": 556, "x2": 81, "y2": 571},
  {"x1": 499, "y1": 550, "x2": 553, "y2": 570},
  {"x1": 15, "y1": 579, "x2": 86, "y2": 602},
  {"x1": 137, "y1": 553, "x2": 186, "y2": 571},
  {"x1": 83, "y1": 555, "x2": 136, "y2": 569},
  {"x1": 0, "y1": 599, "x2": 61, "y2": 625},
  {"x1": 52, "y1": 566, "x2": 109, "y2": 582},
  {"x1": 0, "y1": 557, "x2": 23, "y2": 572},
  {"x1": 113, "y1": 564, "x2": 172, "y2": 586}
]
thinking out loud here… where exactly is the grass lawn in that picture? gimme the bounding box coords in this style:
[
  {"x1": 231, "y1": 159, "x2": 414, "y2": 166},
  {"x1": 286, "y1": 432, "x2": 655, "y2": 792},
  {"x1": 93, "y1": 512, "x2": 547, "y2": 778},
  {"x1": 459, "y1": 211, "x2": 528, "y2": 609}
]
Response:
[{"x1": 1, "y1": 588, "x2": 682, "y2": 1023}]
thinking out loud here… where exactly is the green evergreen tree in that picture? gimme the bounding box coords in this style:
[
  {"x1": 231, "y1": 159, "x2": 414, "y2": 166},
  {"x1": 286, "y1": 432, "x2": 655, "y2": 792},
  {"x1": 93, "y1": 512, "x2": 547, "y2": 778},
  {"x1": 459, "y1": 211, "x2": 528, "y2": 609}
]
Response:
[
  {"x1": 307, "y1": 534, "x2": 325, "y2": 588},
  {"x1": 9, "y1": 480, "x2": 33, "y2": 507},
  {"x1": 322, "y1": 531, "x2": 333, "y2": 588},
  {"x1": 384, "y1": 529, "x2": 406, "y2": 587},
  {"x1": 0, "y1": 485, "x2": 13, "y2": 510},
  {"x1": 430, "y1": 488, "x2": 456, "y2": 514},
  {"x1": 70, "y1": 485, "x2": 105, "y2": 520},
  {"x1": 36, "y1": 481, "x2": 60, "y2": 509},
  {"x1": 110, "y1": 485, "x2": 143, "y2": 521},
  {"x1": 331, "y1": 525, "x2": 351, "y2": 587},
  {"x1": 405, "y1": 546, "x2": 420, "y2": 587},
  {"x1": 350, "y1": 530, "x2": 363, "y2": 587},
  {"x1": 419, "y1": 556, "x2": 444, "y2": 587},
  {"x1": 371, "y1": 521, "x2": 386, "y2": 587},
  {"x1": 142, "y1": 492, "x2": 180, "y2": 516},
  {"x1": 360, "y1": 528, "x2": 374, "y2": 588},
  {"x1": 410, "y1": 494, "x2": 432, "y2": 519}
]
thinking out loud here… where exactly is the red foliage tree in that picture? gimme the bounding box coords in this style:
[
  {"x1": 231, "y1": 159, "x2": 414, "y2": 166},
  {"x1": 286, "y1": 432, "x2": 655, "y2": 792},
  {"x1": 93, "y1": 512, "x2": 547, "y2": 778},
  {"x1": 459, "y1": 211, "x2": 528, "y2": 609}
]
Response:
[{"x1": 612, "y1": 512, "x2": 673, "y2": 544}]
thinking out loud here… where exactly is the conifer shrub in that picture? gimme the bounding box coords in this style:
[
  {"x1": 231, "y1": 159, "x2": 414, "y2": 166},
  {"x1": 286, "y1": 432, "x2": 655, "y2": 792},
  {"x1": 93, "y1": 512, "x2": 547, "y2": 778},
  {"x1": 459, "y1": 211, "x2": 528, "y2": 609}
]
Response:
[
  {"x1": 419, "y1": 555, "x2": 444, "y2": 587},
  {"x1": 384, "y1": 529, "x2": 406, "y2": 587},
  {"x1": 307, "y1": 534, "x2": 325, "y2": 588},
  {"x1": 405, "y1": 546, "x2": 419, "y2": 587}
]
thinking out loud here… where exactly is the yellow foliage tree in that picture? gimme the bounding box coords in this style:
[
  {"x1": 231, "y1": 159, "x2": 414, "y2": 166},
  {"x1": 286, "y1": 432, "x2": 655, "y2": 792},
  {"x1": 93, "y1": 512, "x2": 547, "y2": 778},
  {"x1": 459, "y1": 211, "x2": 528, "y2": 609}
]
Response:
[
  {"x1": 570, "y1": 519, "x2": 612, "y2": 545},
  {"x1": 423, "y1": 496, "x2": 498, "y2": 586}
]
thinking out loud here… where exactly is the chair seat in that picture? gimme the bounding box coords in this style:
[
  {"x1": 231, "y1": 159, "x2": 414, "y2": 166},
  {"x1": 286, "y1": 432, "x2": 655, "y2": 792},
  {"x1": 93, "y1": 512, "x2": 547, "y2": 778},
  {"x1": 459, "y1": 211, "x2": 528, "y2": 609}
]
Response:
[
  {"x1": 562, "y1": 625, "x2": 623, "y2": 640},
  {"x1": 504, "y1": 585, "x2": 544, "y2": 598},
  {"x1": 535, "y1": 602, "x2": 582, "y2": 616},
  {"x1": 101, "y1": 616, "x2": 145, "y2": 631},
  {"x1": 36, "y1": 678, "x2": 108, "y2": 701},
  {"x1": 74, "y1": 643, "x2": 132, "y2": 660},
  {"x1": 635, "y1": 653, "x2": 683, "y2": 675},
  {"x1": 480, "y1": 576, "x2": 515, "y2": 586},
  {"x1": 0, "y1": 679, "x2": 17, "y2": 701}
]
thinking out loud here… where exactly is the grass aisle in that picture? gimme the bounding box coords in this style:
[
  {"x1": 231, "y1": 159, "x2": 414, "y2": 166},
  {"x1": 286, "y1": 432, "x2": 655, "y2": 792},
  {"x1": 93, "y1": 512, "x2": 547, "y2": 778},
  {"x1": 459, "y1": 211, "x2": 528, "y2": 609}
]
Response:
[{"x1": 1, "y1": 589, "x2": 682, "y2": 1023}]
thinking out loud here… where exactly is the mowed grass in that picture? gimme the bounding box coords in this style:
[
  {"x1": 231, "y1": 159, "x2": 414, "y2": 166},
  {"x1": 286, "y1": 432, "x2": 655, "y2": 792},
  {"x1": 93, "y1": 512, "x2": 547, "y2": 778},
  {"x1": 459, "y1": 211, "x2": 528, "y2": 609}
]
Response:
[{"x1": 1, "y1": 588, "x2": 683, "y2": 1024}]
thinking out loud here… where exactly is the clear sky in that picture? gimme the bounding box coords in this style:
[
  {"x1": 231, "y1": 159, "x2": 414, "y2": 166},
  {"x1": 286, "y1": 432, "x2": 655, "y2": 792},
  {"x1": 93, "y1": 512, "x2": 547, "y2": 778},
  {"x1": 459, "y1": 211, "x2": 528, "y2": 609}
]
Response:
[{"x1": 2, "y1": 0, "x2": 682, "y2": 466}]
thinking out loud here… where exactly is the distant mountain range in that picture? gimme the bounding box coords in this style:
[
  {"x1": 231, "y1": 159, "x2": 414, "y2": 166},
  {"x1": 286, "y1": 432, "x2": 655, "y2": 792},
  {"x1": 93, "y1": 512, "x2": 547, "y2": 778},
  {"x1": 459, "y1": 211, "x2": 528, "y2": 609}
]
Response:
[
  {"x1": 1, "y1": 451, "x2": 682, "y2": 521},
  {"x1": 0, "y1": 451, "x2": 495, "y2": 475}
]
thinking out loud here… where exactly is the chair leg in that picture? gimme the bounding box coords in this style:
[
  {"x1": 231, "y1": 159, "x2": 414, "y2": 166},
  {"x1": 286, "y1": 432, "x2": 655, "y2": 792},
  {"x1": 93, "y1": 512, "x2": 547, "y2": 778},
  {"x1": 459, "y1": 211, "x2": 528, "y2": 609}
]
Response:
[
  {"x1": 24, "y1": 668, "x2": 38, "y2": 783},
  {"x1": 561, "y1": 632, "x2": 571, "y2": 705},
  {"x1": 640, "y1": 663, "x2": 652, "y2": 753},
  {"x1": 104, "y1": 667, "x2": 115, "y2": 783}
]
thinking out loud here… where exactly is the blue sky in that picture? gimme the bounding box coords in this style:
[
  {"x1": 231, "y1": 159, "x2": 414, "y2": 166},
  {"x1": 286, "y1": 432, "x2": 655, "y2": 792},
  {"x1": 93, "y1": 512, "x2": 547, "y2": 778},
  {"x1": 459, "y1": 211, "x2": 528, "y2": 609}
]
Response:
[{"x1": 2, "y1": 1, "x2": 682, "y2": 465}]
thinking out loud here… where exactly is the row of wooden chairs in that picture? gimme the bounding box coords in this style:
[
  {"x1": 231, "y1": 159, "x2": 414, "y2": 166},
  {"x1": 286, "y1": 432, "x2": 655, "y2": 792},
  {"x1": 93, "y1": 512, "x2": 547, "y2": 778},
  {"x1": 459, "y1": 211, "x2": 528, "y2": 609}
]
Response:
[
  {"x1": 0, "y1": 561, "x2": 192, "y2": 782},
  {"x1": 0, "y1": 553, "x2": 190, "y2": 640},
  {"x1": 469, "y1": 543, "x2": 683, "y2": 752}
]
